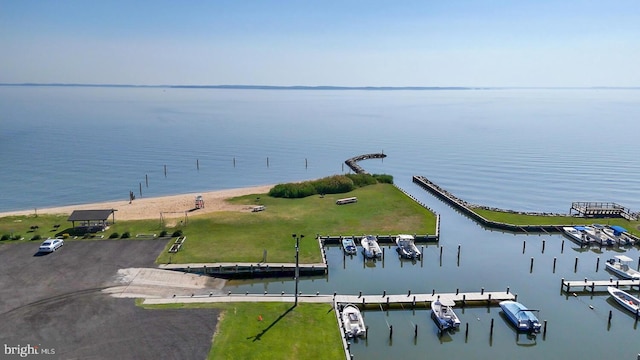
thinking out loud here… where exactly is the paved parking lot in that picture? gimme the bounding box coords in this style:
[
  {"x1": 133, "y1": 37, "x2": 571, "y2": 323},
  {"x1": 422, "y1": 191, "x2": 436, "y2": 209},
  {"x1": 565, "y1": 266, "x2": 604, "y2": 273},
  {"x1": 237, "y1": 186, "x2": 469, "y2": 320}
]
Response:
[{"x1": 0, "y1": 239, "x2": 220, "y2": 359}]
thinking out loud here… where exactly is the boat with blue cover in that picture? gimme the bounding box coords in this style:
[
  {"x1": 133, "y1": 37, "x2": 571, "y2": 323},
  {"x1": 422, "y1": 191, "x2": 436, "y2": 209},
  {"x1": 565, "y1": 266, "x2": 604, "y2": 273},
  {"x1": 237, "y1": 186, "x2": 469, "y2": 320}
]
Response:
[
  {"x1": 341, "y1": 237, "x2": 357, "y2": 255},
  {"x1": 499, "y1": 300, "x2": 541, "y2": 333}
]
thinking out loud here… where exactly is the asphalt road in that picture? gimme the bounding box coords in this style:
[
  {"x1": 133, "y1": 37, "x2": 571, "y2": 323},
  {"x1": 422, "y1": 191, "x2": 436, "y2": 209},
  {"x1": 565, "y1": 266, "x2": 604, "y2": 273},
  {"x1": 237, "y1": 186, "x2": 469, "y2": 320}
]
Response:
[{"x1": 0, "y1": 239, "x2": 220, "y2": 359}]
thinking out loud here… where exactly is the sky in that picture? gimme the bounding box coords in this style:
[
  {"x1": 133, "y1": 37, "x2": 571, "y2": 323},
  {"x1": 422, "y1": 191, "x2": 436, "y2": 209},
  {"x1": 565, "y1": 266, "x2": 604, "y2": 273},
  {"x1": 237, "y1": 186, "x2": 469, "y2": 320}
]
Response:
[{"x1": 1, "y1": 0, "x2": 639, "y2": 87}]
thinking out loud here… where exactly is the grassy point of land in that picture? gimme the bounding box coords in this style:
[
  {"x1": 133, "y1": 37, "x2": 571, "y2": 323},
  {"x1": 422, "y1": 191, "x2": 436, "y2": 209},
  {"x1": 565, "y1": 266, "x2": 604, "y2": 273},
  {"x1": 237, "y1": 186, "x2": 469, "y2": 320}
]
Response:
[
  {"x1": 141, "y1": 302, "x2": 344, "y2": 360},
  {"x1": 472, "y1": 208, "x2": 640, "y2": 236},
  {"x1": 156, "y1": 183, "x2": 437, "y2": 264}
]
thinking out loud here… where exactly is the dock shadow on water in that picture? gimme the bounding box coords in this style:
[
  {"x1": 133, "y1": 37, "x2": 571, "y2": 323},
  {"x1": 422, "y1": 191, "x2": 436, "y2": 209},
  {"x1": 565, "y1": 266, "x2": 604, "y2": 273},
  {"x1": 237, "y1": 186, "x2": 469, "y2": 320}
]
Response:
[{"x1": 248, "y1": 305, "x2": 296, "y2": 342}]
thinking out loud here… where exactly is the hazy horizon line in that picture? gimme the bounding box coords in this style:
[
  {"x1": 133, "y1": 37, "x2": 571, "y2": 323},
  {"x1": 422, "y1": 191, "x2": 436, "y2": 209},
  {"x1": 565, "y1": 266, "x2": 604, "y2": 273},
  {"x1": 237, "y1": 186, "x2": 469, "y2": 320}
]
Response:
[{"x1": 1, "y1": 83, "x2": 638, "y2": 90}]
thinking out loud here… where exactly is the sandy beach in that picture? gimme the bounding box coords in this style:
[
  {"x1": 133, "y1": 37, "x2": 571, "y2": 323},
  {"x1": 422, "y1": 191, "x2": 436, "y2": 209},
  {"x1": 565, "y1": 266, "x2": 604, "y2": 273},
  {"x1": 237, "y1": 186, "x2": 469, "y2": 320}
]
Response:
[{"x1": 0, "y1": 185, "x2": 273, "y2": 221}]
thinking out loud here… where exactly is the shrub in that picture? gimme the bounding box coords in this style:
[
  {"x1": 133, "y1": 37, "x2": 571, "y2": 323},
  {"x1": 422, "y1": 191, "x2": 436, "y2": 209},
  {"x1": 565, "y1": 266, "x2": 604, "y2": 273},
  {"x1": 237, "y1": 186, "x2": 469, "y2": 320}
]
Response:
[
  {"x1": 373, "y1": 174, "x2": 394, "y2": 184},
  {"x1": 172, "y1": 230, "x2": 183, "y2": 237},
  {"x1": 345, "y1": 173, "x2": 377, "y2": 187},
  {"x1": 121, "y1": 232, "x2": 131, "y2": 239},
  {"x1": 159, "y1": 230, "x2": 169, "y2": 237},
  {"x1": 109, "y1": 232, "x2": 120, "y2": 239},
  {"x1": 11, "y1": 234, "x2": 21, "y2": 240},
  {"x1": 31, "y1": 234, "x2": 42, "y2": 241},
  {"x1": 1, "y1": 234, "x2": 9, "y2": 241}
]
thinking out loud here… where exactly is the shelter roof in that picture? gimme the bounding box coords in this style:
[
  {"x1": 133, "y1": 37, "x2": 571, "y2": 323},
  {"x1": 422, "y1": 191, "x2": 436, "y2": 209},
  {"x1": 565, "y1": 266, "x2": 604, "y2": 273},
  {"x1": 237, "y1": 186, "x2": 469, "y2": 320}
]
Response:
[{"x1": 67, "y1": 209, "x2": 115, "y2": 222}]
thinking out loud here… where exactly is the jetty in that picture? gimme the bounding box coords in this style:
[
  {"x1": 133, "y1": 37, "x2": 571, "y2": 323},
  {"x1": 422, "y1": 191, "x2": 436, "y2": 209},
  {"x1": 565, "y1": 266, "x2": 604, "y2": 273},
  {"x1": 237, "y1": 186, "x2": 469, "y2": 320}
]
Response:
[
  {"x1": 570, "y1": 202, "x2": 637, "y2": 221},
  {"x1": 345, "y1": 153, "x2": 386, "y2": 174}
]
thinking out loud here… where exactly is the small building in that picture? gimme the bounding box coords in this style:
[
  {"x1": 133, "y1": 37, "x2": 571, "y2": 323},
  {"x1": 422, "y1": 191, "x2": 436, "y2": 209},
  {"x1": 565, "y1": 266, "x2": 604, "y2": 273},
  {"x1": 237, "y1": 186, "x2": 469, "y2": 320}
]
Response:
[
  {"x1": 67, "y1": 209, "x2": 116, "y2": 233},
  {"x1": 195, "y1": 195, "x2": 204, "y2": 209}
]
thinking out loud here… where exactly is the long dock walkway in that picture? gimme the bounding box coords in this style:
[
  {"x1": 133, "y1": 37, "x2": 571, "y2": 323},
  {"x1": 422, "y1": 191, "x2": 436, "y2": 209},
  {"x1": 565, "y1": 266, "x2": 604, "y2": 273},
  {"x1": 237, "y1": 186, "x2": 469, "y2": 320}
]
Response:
[
  {"x1": 142, "y1": 290, "x2": 515, "y2": 306},
  {"x1": 158, "y1": 262, "x2": 328, "y2": 278},
  {"x1": 561, "y1": 278, "x2": 640, "y2": 293}
]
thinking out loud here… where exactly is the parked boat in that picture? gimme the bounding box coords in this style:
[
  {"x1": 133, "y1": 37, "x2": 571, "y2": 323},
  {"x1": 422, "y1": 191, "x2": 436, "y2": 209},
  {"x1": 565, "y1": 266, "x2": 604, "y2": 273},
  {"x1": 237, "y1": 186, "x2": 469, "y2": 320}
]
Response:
[
  {"x1": 341, "y1": 237, "x2": 357, "y2": 255},
  {"x1": 608, "y1": 286, "x2": 640, "y2": 314},
  {"x1": 361, "y1": 235, "x2": 382, "y2": 259},
  {"x1": 341, "y1": 304, "x2": 366, "y2": 338},
  {"x1": 562, "y1": 226, "x2": 588, "y2": 245},
  {"x1": 499, "y1": 300, "x2": 541, "y2": 333},
  {"x1": 603, "y1": 225, "x2": 635, "y2": 246},
  {"x1": 583, "y1": 225, "x2": 614, "y2": 246},
  {"x1": 431, "y1": 298, "x2": 461, "y2": 331},
  {"x1": 606, "y1": 255, "x2": 640, "y2": 279},
  {"x1": 395, "y1": 234, "x2": 421, "y2": 259}
]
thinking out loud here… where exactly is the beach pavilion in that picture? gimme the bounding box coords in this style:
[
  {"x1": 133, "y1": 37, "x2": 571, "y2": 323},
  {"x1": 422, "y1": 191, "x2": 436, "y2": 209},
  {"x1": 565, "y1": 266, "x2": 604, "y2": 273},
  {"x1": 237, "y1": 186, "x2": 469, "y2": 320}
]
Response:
[{"x1": 67, "y1": 209, "x2": 116, "y2": 232}]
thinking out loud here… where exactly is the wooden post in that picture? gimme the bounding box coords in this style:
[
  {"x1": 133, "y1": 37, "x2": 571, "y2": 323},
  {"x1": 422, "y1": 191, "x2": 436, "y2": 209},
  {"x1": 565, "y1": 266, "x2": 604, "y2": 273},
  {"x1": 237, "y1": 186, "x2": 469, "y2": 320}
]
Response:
[
  {"x1": 490, "y1": 318, "x2": 494, "y2": 335},
  {"x1": 553, "y1": 257, "x2": 557, "y2": 272},
  {"x1": 389, "y1": 325, "x2": 393, "y2": 339},
  {"x1": 465, "y1": 322, "x2": 469, "y2": 339},
  {"x1": 440, "y1": 246, "x2": 443, "y2": 261},
  {"x1": 414, "y1": 324, "x2": 418, "y2": 338},
  {"x1": 596, "y1": 257, "x2": 600, "y2": 271},
  {"x1": 197, "y1": 159, "x2": 199, "y2": 170},
  {"x1": 267, "y1": 157, "x2": 269, "y2": 167},
  {"x1": 543, "y1": 320, "x2": 548, "y2": 336},
  {"x1": 164, "y1": 165, "x2": 167, "y2": 177},
  {"x1": 139, "y1": 182, "x2": 142, "y2": 197},
  {"x1": 457, "y1": 244, "x2": 461, "y2": 259},
  {"x1": 305, "y1": 158, "x2": 308, "y2": 169},
  {"x1": 561, "y1": 239, "x2": 565, "y2": 253},
  {"x1": 233, "y1": 157, "x2": 236, "y2": 167},
  {"x1": 522, "y1": 240, "x2": 526, "y2": 253},
  {"x1": 542, "y1": 239, "x2": 546, "y2": 253},
  {"x1": 530, "y1": 257, "x2": 534, "y2": 272},
  {"x1": 145, "y1": 174, "x2": 148, "y2": 187},
  {"x1": 574, "y1": 257, "x2": 579, "y2": 272},
  {"x1": 608, "y1": 310, "x2": 613, "y2": 325},
  {"x1": 561, "y1": 278, "x2": 565, "y2": 291}
]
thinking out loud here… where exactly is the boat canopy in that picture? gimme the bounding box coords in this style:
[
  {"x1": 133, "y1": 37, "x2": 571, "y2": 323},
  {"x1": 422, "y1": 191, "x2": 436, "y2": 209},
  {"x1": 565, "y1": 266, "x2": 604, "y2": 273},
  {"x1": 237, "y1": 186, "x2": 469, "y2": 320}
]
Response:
[
  {"x1": 611, "y1": 225, "x2": 627, "y2": 235},
  {"x1": 435, "y1": 298, "x2": 456, "y2": 306},
  {"x1": 615, "y1": 255, "x2": 634, "y2": 262},
  {"x1": 574, "y1": 226, "x2": 587, "y2": 231}
]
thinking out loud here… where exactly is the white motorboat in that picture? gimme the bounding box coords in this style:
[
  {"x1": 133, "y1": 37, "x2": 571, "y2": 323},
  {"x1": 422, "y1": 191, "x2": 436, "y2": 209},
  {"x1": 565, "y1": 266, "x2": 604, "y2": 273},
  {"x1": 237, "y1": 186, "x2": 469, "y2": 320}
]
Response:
[
  {"x1": 341, "y1": 237, "x2": 357, "y2": 255},
  {"x1": 562, "y1": 226, "x2": 588, "y2": 245},
  {"x1": 608, "y1": 286, "x2": 640, "y2": 314},
  {"x1": 583, "y1": 225, "x2": 614, "y2": 246},
  {"x1": 341, "y1": 304, "x2": 366, "y2": 338},
  {"x1": 431, "y1": 298, "x2": 461, "y2": 331},
  {"x1": 499, "y1": 300, "x2": 541, "y2": 333},
  {"x1": 606, "y1": 255, "x2": 640, "y2": 279},
  {"x1": 603, "y1": 225, "x2": 635, "y2": 246},
  {"x1": 395, "y1": 234, "x2": 421, "y2": 259},
  {"x1": 361, "y1": 235, "x2": 382, "y2": 259}
]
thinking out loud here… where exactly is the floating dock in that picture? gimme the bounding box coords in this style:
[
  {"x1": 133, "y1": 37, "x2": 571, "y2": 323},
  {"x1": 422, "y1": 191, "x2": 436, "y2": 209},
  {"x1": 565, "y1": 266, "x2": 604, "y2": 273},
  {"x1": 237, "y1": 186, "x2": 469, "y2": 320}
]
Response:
[{"x1": 561, "y1": 277, "x2": 640, "y2": 293}]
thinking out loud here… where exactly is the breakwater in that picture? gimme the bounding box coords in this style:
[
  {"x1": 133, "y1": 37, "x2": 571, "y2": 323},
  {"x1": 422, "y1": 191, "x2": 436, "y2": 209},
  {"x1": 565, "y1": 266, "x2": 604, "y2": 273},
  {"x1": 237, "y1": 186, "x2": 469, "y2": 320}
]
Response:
[
  {"x1": 344, "y1": 153, "x2": 386, "y2": 174},
  {"x1": 412, "y1": 175, "x2": 569, "y2": 233}
]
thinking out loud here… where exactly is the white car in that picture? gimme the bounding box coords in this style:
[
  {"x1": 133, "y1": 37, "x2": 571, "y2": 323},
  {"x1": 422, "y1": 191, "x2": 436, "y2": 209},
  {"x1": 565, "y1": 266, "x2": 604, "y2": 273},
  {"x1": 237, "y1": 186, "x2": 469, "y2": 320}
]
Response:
[{"x1": 39, "y1": 238, "x2": 64, "y2": 253}]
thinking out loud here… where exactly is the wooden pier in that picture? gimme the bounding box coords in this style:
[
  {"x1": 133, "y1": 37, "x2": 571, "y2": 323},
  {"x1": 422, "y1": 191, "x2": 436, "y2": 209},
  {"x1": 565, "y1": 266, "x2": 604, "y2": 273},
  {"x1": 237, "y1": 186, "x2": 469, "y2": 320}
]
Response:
[
  {"x1": 570, "y1": 202, "x2": 637, "y2": 221},
  {"x1": 561, "y1": 277, "x2": 640, "y2": 293},
  {"x1": 142, "y1": 289, "x2": 516, "y2": 307}
]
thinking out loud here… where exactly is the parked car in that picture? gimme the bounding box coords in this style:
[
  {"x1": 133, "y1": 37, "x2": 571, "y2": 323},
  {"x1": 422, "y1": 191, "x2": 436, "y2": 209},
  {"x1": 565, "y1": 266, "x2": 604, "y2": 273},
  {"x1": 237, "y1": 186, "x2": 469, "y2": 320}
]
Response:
[{"x1": 39, "y1": 238, "x2": 64, "y2": 253}]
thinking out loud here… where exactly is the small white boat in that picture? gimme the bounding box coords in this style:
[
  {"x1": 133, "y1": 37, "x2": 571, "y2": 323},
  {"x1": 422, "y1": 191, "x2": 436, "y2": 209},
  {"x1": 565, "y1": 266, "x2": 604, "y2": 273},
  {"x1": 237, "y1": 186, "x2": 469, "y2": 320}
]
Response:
[
  {"x1": 341, "y1": 304, "x2": 366, "y2": 338},
  {"x1": 499, "y1": 300, "x2": 541, "y2": 333},
  {"x1": 603, "y1": 226, "x2": 635, "y2": 246},
  {"x1": 583, "y1": 225, "x2": 614, "y2": 246},
  {"x1": 361, "y1": 235, "x2": 382, "y2": 259},
  {"x1": 431, "y1": 298, "x2": 461, "y2": 331},
  {"x1": 606, "y1": 255, "x2": 640, "y2": 279},
  {"x1": 341, "y1": 237, "x2": 357, "y2": 255},
  {"x1": 562, "y1": 226, "x2": 588, "y2": 245},
  {"x1": 395, "y1": 234, "x2": 421, "y2": 259},
  {"x1": 608, "y1": 286, "x2": 640, "y2": 314}
]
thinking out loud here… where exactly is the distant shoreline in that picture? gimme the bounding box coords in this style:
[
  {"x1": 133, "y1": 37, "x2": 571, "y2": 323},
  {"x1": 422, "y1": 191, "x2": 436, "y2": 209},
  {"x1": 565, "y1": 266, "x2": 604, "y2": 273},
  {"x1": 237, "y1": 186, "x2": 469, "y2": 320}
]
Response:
[{"x1": 1, "y1": 83, "x2": 638, "y2": 90}]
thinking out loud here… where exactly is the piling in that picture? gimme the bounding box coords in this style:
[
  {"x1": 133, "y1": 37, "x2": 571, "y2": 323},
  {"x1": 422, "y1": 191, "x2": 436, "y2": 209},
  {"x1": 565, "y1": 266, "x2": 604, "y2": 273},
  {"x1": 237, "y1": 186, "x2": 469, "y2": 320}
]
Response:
[
  {"x1": 440, "y1": 246, "x2": 443, "y2": 260},
  {"x1": 382, "y1": 247, "x2": 385, "y2": 261},
  {"x1": 462, "y1": 294, "x2": 466, "y2": 307},
  {"x1": 233, "y1": 157, "x2": 236, "y2": 167},
  {"x1": 389, "y1": 325, "x2": 393, "y2": 339},
  {"x1": 561, "y1": 239, "x2": 565, "y2": 253},
  {"x1": 414, "y1": 324, "x2": 418, "y2": 338},
  {"x1": 530, "y1": 257, "x2": 534, "y2": 272},
  {"x1": 196, "y1": 159, "x2": 199, "y2": 170},
  {"x1": 561, "y1": 278, "x2": 565, "y2": 291},
  {"x1": 522, "y1": 240, "x2": 526, "y2": 253},
  {"x1": 139, "y1": 182, "x2": 142, "y2": 197},
  {"x1": 490, "y1": 318, "x2": 494, "y2": 335},
  {"x1": 608, "y1": 310, "x2": 613, "y2": 325},
  {"x1": 481, "y1": 287, "x2": 484, "y2": 295},
  {"x1": 164, "y1": 165, "x2": 167, "y2": 177},
  {"x1": 145, "y1": 174, "x2": 148, "y2": 187},
  {"x1": 542, "y1": 239, "x2": 546, "y2": 253},
  {"x1": 305, "y1": 158, "x2": 308, "y2": 169},
  {"x1": 383, "y1": 290, "x2": 386, "y2": 297},
  {"x1": 506, "y1": 286, "x2": 510, "y2": 294},
  {"x1": 457, "y1": 244, "x2": 461, "y2": 259},
  {"x1": 266, "y1": 157, "x2": 269, "y2": 167},
  {"x1": 465, "y1": 322, "x2": 469, "y2": 338},
  {"x1": 359, "y1": 291, "x2": 362, "y2": 298},
  {"x1": 407, "y1": 289, "x2": 411, "y2": 297},
  {"x1": 574, "y1": 257, "x2": 579, "y2": 272},
  {"x1": 543, "y1": 320, "x2": 548, "y2": 336},
  {"x1": 553, "y1": 257, "x2": 557, "y2": 272}
]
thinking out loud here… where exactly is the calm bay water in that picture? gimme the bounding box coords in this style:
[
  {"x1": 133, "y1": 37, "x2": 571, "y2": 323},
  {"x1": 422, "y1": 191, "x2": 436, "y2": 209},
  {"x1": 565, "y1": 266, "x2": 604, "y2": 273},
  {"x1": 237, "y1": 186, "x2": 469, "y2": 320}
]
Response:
[{"x1": 2, "y1": 86, "x2": 640, "y2": 358}]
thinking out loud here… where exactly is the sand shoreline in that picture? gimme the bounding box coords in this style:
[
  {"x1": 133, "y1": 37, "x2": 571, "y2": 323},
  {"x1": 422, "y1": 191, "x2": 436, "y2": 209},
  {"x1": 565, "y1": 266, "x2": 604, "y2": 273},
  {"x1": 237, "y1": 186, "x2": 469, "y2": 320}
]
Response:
[{"x1": 0, "y1": 185, "x2": 274, "y2": 221}]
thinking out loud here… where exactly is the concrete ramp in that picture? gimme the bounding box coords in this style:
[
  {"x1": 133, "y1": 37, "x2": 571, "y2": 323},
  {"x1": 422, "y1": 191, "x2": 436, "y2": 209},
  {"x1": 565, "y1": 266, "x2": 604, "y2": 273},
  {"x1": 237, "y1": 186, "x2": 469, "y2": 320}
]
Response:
[{"x1": 103, "y1": 268, "x2": 226, "y2": 299}]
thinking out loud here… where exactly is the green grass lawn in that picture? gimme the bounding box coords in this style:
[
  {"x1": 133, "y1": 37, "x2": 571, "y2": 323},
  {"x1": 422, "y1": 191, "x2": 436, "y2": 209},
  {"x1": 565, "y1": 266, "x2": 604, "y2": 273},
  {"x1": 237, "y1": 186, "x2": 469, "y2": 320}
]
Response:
[
  {"x1": 141, "y1": 302, "x2": 344, "y2": 360},
  {"x1": 155, "y1": 183, "x2": 437, "y2": 264},
  {"x1": 472, "y1": 208, "x2": 640, "y2": 236}
]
